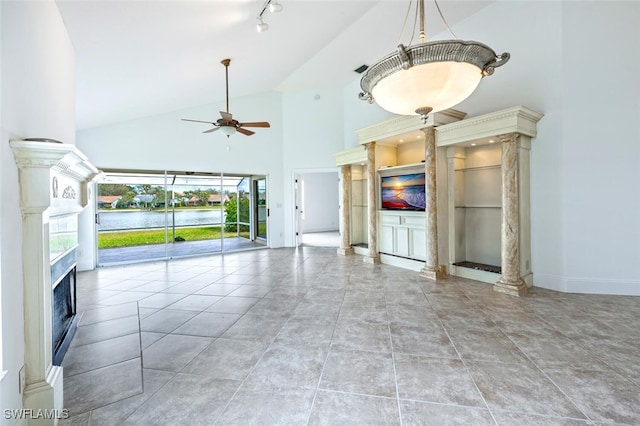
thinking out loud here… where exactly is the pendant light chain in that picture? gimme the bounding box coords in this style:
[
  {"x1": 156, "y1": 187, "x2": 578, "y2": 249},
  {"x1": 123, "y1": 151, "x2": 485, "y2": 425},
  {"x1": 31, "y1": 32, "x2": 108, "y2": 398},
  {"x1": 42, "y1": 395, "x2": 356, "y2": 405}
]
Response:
[
  {"x1": 433, "y1": 0, "x2": 458, "y2": 39},
  {"x1": 396, "y1": 0, "x2": 414, "y2": 47}
]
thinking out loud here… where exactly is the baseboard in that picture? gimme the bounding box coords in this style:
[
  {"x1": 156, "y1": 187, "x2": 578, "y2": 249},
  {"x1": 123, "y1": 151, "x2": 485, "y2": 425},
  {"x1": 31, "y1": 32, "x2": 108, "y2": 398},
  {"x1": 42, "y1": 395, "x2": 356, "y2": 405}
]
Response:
[
  {"x1": 379, "y1": 253, "x2": 424, "y2": 271},
  {"x1": 534, "y1": 273, "x2": 640, "y2": 296},
  {"x1": 302, "y1": 227, "x2": 339, "y2": 234}
]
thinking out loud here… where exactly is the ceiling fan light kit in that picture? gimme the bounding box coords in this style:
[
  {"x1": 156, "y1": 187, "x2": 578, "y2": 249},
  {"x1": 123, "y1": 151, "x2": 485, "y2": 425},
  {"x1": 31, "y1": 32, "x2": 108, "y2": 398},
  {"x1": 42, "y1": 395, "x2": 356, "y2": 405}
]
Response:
[
  {"x1": 182, "y1": 59, "x2": 270, "y2": 138},
  {"x1": 359, "y1": 0, "x2": 509, "y2": 122},
  {"x1": 220, "y1": 126, "x2": 237, "y2": 137}
]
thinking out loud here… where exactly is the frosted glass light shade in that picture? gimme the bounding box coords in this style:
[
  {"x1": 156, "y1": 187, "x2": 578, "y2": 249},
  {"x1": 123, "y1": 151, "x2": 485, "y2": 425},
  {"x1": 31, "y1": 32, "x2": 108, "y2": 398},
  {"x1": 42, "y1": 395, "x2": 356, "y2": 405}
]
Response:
[
  {"x1": 360, "y1": 40, "x2": 510, "y2": 119},
  {"x1": 372, "y1": 61, "x2": 483, "y2": 116},
  {"x1": 220, "y1": 126, "x2": 237, "y2": 136}
]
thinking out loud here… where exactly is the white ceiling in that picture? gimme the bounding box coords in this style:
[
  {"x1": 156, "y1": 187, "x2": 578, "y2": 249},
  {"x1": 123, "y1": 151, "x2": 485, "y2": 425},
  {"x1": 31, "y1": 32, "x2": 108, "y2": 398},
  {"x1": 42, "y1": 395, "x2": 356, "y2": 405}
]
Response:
[{"x1": 56, "y1": 0, "x2": 493, "y2": 130}]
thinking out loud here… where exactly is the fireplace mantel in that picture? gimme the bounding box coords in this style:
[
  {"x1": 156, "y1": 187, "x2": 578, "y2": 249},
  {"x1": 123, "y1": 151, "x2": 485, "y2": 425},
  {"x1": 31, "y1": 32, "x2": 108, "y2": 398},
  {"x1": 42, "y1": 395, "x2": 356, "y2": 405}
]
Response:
[{"x1": 10, "y1": 139, "x2": 100, "y2": 424}]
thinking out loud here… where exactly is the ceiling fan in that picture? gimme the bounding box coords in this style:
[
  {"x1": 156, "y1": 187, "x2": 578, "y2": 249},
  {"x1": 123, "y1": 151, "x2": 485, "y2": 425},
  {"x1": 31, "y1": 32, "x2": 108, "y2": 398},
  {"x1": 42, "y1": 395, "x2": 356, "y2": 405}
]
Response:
[{"x1": 182, "y1": 58, "x2": 270, "y2": 137}]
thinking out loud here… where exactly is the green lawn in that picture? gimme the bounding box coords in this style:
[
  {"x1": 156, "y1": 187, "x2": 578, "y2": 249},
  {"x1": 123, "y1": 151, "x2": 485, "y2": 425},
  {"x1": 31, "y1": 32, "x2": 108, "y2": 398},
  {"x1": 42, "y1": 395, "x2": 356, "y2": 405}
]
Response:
[{"x1": 99, "y1": 226, "x2": 249, "y2": 249}]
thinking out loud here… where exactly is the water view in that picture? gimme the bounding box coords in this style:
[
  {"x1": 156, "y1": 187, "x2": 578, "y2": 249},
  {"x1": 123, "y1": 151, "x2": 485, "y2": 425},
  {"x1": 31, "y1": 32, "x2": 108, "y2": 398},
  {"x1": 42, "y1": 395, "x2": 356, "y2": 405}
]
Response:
[{"x1": 98, "y1": 209, "x2": 224, "y2": 231}]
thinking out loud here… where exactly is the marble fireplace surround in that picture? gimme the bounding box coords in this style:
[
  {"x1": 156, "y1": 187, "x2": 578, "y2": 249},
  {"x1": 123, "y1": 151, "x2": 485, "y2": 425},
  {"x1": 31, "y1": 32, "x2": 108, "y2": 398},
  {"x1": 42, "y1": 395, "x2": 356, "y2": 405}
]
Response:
[{"x1": 11, "y1": 140, "x2": 99, "y2": 422}]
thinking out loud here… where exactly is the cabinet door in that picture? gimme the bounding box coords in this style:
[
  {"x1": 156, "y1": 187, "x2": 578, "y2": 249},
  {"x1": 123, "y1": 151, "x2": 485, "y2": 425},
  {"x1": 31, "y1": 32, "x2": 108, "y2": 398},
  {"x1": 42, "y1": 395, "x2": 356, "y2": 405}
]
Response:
[
  {"x1": 396, "y1": 227, "x2": 410, "y2": 257},
  {"x1": 380, "y1": 225, "x2": 395, "y2": 254},
  {"x1": 410, "y1": 227, "x2": 426, "y2": 260}
]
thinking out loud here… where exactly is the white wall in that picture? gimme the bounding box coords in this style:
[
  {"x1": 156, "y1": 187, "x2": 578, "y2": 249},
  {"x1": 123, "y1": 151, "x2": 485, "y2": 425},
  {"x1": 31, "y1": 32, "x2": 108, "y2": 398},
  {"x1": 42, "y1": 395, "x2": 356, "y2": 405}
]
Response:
[
  {"x1": 342, "y1": 77, "x2": 394, "y2": 149},
  {"x1": 340, "y1": 1, "x2": 640, "y2": 295},
  {"x1": 282, "y1": 88, "x2": 346, "y2": 246},
  {"x1": 77, "y1": 91, "x2": 287, "y2": 248},
  {"x1": 0, "y1": 1, "x2": 76, "y2": 420},
  {"x1": 299, "y1": 172, "x2": 339, "y2": 233}
]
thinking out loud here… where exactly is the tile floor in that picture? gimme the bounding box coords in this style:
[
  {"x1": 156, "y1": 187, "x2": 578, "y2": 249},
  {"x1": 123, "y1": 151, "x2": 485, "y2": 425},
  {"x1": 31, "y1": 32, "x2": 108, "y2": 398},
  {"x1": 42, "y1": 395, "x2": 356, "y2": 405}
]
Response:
[
  {"x1": 60, "y1": 247, "x2": 640, "y2": 425},
  {"x1": 301, "y1": 231, "x2": 340, "y2": 248}
]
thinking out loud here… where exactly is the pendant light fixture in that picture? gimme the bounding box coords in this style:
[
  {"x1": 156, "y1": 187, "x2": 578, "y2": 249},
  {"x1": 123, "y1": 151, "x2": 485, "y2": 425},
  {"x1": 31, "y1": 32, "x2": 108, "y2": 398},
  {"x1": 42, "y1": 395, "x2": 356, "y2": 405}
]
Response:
[{"x1": 359, "y1": 0, "x2": 510, "y2": 122}]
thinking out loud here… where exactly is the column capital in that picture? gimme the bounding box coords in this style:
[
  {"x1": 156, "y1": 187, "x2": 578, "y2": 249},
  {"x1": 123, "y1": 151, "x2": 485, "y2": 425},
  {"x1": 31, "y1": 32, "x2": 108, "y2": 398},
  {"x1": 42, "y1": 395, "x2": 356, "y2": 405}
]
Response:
[
  {"x1": 497, "y1": 132, "x2": 519, "y2": 144},
  {"x1": 420, "y1": 126, "x2": 436, "y2": 139}
]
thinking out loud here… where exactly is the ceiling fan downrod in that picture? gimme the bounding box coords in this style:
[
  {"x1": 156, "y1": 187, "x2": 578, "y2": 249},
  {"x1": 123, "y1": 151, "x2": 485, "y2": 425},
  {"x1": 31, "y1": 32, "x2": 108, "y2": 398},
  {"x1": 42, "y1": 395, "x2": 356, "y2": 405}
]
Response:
[{"x1": 221, "y1": 58, "x2": 231, "y2": 114}]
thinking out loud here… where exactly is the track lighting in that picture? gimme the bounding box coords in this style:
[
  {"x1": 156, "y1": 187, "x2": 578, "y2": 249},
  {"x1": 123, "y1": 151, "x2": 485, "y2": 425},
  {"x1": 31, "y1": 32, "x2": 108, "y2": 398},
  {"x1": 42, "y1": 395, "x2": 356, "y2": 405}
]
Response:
[
  {"x1": 269, "y1": 1, "x2": 282, "y2": 13},
  {"x1": 256, "y1": 0, "x2": 283, "y2": 32},
  {"x1": 256, "y1": 17, "x2": 268, "y2": 32}
]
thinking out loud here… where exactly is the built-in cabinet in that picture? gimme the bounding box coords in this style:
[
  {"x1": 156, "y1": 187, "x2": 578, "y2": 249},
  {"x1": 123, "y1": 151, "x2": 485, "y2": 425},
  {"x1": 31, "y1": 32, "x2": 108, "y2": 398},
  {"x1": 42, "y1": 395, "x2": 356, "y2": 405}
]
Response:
[
  {"x1": 335, "y1": 106, "x2": 543, "y2": 294},
  {"x1": 379, "y1": 211, "x2": 426, "y2": 260},
  {"x1": 378, "y1": 163, "x2": 427, "y2": 266},
  {"x1": 449, "y1": 144, "x2": 502, "y2": 276},
  {"x1": 350, "y1": 164, "x2": 368, "y2": 249}
]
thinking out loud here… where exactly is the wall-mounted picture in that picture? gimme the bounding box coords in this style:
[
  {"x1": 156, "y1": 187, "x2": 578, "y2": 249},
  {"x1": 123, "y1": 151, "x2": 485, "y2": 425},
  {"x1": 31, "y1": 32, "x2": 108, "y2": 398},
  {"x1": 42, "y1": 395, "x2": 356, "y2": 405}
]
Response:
[{"x1": 380, "y1": 173, "x2": 426, "y2": 210}]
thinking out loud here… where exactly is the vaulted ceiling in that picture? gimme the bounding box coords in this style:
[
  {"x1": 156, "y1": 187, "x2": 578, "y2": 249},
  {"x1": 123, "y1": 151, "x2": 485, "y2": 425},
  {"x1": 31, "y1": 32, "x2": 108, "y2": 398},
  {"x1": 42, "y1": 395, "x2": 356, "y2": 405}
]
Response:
[{"x1": 56, "y1": 0, "x2": 492, "y2": 130}]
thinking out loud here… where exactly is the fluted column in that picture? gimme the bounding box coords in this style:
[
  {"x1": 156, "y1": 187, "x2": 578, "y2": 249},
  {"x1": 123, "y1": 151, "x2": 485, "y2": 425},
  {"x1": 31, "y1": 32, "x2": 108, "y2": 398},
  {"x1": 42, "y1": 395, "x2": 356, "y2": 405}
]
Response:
[
  {"x1": 337, "y1": 164, "x2": 354, "y2": 255},
  {"x1": 420, "y1": 126, "x2": 444, "y2": 279},
  {"x1": 364, "y1": 142, "x2": 380, "y2": 263},
  {"x1": 494, "y1": 133, "x2": 527, "y2": 296}
]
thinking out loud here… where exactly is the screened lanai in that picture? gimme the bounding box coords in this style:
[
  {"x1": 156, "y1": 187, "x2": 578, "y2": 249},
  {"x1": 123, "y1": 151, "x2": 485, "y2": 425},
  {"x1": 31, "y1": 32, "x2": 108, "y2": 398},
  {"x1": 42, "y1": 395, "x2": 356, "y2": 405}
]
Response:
[{"x1": 96, "y1": 170, "x2": 267, "y2": 266}]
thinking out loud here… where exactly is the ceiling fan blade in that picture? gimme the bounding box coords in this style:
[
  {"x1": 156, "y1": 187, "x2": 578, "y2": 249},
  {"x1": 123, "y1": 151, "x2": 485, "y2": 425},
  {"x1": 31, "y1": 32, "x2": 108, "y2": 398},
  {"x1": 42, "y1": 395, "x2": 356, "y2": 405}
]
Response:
[
  {"x1": 239, "y1": 122, "x2": 270, "y2": 128},
  {"x1": 236, "y1": 127, "x2": 255, "y2": 136},
  {"x1": 203, "y1": 127, "x2": 220, "y2": 134},
  {"x1": 182, "y1": 118, "x2": 216, "y2": 124},
  {"x1": 219, "y1": 111, "x2": 233, "y2": 121}
]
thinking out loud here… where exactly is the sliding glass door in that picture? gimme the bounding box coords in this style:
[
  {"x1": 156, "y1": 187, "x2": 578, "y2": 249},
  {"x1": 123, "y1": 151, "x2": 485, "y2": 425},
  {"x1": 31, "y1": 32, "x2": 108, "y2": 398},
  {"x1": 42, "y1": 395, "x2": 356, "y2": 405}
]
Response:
[
  {"x1": 96, "y1": 170, "x2": 266, "y2": 266},
  {"x1": 96, "y1": 172, "x2": 171, "y2": 264}
]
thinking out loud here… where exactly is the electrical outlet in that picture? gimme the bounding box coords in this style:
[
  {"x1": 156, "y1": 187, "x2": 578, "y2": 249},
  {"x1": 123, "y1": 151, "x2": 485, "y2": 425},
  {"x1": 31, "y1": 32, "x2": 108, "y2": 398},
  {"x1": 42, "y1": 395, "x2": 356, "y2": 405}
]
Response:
[{"x1": 18, "y1": 366, "x2": 25, "y2": 394}]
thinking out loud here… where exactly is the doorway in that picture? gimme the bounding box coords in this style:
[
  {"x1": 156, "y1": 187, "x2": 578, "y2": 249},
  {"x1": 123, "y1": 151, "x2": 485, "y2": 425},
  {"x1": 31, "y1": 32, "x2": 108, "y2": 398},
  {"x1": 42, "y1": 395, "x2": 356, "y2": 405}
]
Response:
[
  {"x1": 294, "y1": 171, "x2": 340, "y2": 248},
  {"x1": 253, "y1": 177, "x2": 267, "y2": 241}
]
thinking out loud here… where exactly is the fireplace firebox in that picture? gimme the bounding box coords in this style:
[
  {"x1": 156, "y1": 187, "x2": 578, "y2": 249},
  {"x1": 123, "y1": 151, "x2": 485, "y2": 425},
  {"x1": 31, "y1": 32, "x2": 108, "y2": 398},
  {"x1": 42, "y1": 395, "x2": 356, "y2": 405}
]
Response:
[{"x1": 51, "y1": 249, "x2": 77, "y2": 366}]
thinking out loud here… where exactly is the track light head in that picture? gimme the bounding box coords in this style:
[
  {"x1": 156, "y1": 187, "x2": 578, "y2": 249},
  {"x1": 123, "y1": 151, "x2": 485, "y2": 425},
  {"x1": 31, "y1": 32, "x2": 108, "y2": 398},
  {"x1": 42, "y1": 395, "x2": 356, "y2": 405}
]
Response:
[
  {"x1": 256, "y1": 17, "x2": 268, "y2": 32},
  {"x1": 269, "y1": 1, "x2": 282, "y2": 13}
]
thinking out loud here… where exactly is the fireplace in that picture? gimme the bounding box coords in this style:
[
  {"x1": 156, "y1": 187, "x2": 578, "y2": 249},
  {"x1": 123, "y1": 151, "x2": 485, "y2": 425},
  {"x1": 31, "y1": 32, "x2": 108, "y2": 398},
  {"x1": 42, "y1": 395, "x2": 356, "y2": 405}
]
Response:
[
  {"x1": 11, "y1": 139, "x2": 99, "y2": 420},
  {"x1": 51, "y1": 249, "x2": 78, "y2": 366}
]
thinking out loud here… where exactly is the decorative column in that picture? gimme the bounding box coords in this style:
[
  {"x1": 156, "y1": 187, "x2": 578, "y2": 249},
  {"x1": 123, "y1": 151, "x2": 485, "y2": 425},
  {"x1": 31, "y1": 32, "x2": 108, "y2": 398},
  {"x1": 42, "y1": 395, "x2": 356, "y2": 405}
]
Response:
[
  {"x1": 337, "y1": 164, "x2": 354, "y2": 255},
  {"x1": 494, "y1": 133, "x2": 527, "y2": 296},
  {"x1": 420, "y1": 126, "x2": 444, "y2": 279},
  {"x1": 364, "y1": 142, "x2": 380, "y2": 263}
]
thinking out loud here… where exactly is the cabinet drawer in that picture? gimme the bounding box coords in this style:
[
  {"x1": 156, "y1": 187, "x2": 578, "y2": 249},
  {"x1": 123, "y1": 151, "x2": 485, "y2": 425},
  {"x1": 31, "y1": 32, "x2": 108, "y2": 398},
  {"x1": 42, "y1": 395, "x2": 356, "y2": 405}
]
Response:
[
  {"x1": 381, "y1": 214, "x2": 401, "y2": 225},
  {"x1": 403, "y1": 216, "x2": 425, "y2": 227}
]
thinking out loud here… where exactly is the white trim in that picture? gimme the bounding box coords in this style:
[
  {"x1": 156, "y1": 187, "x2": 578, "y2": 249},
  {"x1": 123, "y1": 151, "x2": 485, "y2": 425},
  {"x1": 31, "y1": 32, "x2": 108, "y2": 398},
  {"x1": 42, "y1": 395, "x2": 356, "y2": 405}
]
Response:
[
  {"x1": 303, "y1": 226, "x2": 339, "y2": 234},
  {"x1": 0, "y1": 369, "x2": 7, "y2": 382},
  {"x1": 436, "y1": 105, "x2": 544, "y2": 147},
  {"x1": 449, "y1": 264, "x2": 500, "y2": 285},
  {"x1": 379, "y1": 253, "x2": 424, "y2": 271},
  {"x1": 534, "y1": 274, "x2": 640, "y2": 296}
]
